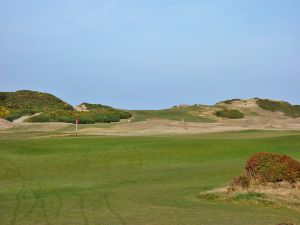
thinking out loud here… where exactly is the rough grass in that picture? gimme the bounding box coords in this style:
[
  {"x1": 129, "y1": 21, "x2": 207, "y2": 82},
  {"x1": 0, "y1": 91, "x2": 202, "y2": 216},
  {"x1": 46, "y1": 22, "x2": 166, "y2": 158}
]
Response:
[
  {"x1": 0, "y1": 131, "x2": 300, "y2": 224},
  {"x1": 199, "y1": 181, "x2": 300, "y2": 212},
  {"x1": 256, "y1": 99, "x2": 300, "y2": 118},
  {"x1": 130, "y1": 108, "x2": 214, "y2": 123}
]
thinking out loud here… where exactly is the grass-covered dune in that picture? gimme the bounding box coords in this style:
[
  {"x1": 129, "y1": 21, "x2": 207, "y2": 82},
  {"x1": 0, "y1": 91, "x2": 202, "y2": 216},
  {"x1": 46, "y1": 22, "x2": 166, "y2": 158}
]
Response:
[
  {"x1": 130, "y1": 106, "x2": 214, "y2": 123},
  {"x1": 0, "y1": 131, "x2": 299, "y2": 225},
  {"x1": 27, "y1": 107, "x2": 131, "y2": 124},
  {"x1": 0, "y1": 90, "x2": 72, "y2": 121},
  {"x1": 0, "y1": 90, "x2": 131, "y2": 123},
  {"x1": 1, "y1": 90, "x2": 299, "y2": 124},
  {"x1": 256, "y1": 99, "x2": 300, "y2": 118}
]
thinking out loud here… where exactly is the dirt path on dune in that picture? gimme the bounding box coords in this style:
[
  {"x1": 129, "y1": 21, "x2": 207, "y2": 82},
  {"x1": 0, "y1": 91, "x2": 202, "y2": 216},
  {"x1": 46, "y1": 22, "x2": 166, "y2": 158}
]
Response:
[{"x1": 12, "y1": 113, "x2": 40, "y2": 123}]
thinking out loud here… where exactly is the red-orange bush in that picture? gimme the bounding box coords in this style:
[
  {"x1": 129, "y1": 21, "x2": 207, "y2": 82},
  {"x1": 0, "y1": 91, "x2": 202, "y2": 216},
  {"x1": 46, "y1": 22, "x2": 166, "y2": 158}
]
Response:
[{"x1": 245, "y1": 152, "x2": 300, "y2": 183}]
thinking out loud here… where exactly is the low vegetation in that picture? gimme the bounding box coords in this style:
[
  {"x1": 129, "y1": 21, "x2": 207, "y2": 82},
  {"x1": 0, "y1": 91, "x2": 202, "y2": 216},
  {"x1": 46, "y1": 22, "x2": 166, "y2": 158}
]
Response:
[
  {"x1": 256, "y1": 99, "x2": 300, "y2": 118},
  {"x1": 0, "y1": 106, "x2": 10, "y2": 118},
  {"x1": 276, "y1": 222, "x2": 295, "y2": 225},
  {"x1": 0, "y1": 90, "x2": 72, "y2": 121},
  {"x1": 219, "y1": 98, "x2": 242, "y2": 104},
  {"x1": 80, "y1": 102, "x2": 117, "y2": 110},
  {"x1": 130, "y1": 107, "x2": 214, "y2": 123},
  {"x1": 215, "y1": 109, "x2": 244, "y2": 119},
  {"x1": 228, "y1": 153, "x2": 300, "y2": 192},
  {"x1": 26, "y1": 107, "x2": 131, "y2": 124},
  {"x1": 199, "y1": 151, "x2": 300, "y2": 216},
  {"x1": 228, "y1": 175, "x2": 250, "y2": 192},
  {"x1": 0, "y1": 90, "x2": 131, "y2": 123},
  {"x1": 245, "y1": 152, "x2": 300, "y2": 183}
]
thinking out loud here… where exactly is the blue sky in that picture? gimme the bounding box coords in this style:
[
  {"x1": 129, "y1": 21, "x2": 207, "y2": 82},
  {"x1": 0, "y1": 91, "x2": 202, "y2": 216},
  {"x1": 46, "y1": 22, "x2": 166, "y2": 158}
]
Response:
[{"x1": 1, "y1": 0, "x2": 299, "y2": 109}]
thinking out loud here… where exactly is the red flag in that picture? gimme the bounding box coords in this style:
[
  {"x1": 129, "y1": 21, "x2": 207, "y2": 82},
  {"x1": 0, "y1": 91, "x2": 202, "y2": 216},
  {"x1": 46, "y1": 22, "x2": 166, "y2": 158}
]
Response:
[{"x1": 75, "y1": 115, "x2": 78, "y2": 136}]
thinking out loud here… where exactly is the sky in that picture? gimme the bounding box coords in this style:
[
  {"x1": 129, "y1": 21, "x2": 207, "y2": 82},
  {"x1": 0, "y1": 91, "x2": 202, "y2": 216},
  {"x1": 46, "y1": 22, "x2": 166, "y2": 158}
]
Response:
[{"x1": 0, "y1": 0, "x2": 299, "y2": 109}]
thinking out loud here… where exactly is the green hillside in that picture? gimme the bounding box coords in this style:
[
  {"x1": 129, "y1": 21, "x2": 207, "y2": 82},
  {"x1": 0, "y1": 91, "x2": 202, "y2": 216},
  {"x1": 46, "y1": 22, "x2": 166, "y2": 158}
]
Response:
[
  {"x1": 129, "y1": 106, "x2": 214, "y2": 123},
  {"x1": 0, "y1": 90, "x2": 72, "y2": 121},
  {"x1": 256, "y1": 99, "x2": 300, "y2": 117},
  {"x1": 0, "y1": 90, "x2": 131, "y2": 124},
  {"x1": 27, "y1": 106, "x2": 131, "y2": 124}
]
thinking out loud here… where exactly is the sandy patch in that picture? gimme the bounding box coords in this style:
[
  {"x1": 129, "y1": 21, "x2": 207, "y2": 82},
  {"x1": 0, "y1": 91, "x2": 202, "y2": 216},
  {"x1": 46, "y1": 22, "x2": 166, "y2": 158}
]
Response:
[{"x1": 0, "y1": 118, "x2": 13, "y2": 130}]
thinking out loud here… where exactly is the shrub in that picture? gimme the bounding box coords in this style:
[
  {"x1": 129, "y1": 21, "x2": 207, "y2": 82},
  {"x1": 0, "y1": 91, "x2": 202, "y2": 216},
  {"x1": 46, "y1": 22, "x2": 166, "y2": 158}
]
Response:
[
  {"x1": 245, "y1": 152, "x2": 300, "y2": 183},
  {"x1": 232, "y1": 176, "x2": 250, "y2": 188},
  {"x1": 276, "y1": 222, "x2": 294, "y2": 225},
  {"x1": 227, "y1": 176, "x2": 250, "y2": 192},
  {"x1": 0, "y1": 106, "x2": 10, "y2": 118},
  {"x1": 63, "y1": 104, "x2": 74, "y2": 110},
  {"x1": 221, "y1": 99, "x2": 242, "y2": 104},
  {"x1": 26, "y1": 109, "x2": 131, "y2": 124},
  {"x1": 0, "y1": 93, "x2": 7, "y2": 101},
  {"x1": 215, "y1": 109, "x2": 244, "y2": 119},
  {"x1": 80, "y1": 103, "x2": 113, "y2": 110}
]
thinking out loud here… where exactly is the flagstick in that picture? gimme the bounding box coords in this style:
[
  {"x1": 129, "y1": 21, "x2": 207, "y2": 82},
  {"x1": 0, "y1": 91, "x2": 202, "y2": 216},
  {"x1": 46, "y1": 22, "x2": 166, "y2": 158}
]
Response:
[
  {"x1": 76, "y1": 123, "x2": 78, "y2": 136},
  {"x1": 75, "y1": 115, "x2": 78, "y2": 136}
]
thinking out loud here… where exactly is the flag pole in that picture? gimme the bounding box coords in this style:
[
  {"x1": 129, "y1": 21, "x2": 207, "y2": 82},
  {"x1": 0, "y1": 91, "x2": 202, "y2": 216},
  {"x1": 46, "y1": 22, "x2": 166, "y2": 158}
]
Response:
[{"x1": 75, "y1": 115, "x2": 78, "y2": 136}]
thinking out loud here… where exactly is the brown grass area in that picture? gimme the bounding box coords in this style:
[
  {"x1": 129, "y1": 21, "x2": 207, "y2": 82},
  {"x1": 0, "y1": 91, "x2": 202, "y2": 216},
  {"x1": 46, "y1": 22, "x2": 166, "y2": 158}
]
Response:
[
  {"x1": 1, "y1": 117, "x2": 300, "y2": 136},
  {"x1": 250, "y1": 182, "x2": 300, "y2": 204},
  {"x1": 199, "y1": 181, "x2": 300, "y2": 211},
  {"x1": 77, "y1": 117, "x2": 300, "y2": 136}
]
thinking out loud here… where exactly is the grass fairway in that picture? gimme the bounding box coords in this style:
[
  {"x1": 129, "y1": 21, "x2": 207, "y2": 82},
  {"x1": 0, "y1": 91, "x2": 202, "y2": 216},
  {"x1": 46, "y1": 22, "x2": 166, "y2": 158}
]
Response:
[{"x1": 0, "y1": 131, "x2": 300, "y2": 224}]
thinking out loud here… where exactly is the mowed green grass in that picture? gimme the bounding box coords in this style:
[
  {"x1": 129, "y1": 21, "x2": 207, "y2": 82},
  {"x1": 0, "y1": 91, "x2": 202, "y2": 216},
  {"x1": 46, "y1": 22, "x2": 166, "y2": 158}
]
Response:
[{"x1": 0, "y1": 131, "x2": 300, "y2": 225}]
